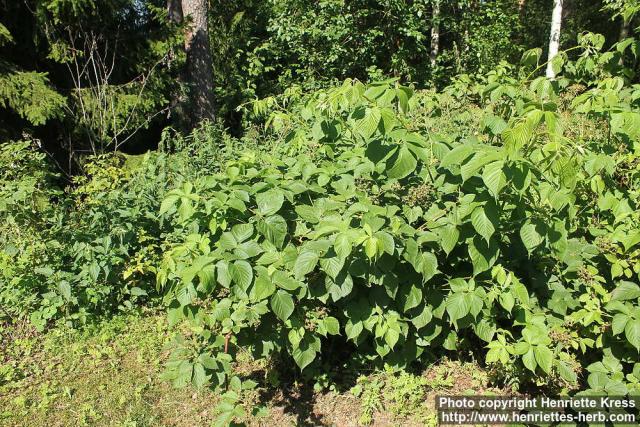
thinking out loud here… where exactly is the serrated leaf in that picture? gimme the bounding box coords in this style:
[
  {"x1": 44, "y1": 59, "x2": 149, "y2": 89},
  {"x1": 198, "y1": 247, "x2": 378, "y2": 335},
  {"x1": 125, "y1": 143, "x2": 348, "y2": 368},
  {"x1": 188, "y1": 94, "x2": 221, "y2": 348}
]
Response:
[
  {"x1": 412, "y1": 305, "x2": 433, "y2": 329},
  {"x1": 384, "y1": 327, "x2": 400, "y2": 349},
  {"x1": 446, "y1": 292, "x2": 470, "y2": 324},
  {"x1": 230, "y1": 261, "x2": 253, "y2": 291},
  {"x1": 522, "y1": 348, "x2": 537, "y2": 372},
  {"x1": 217, "y1": 261, "x2": 231, "y2": 288},
  {"x1": 159, "y1": 194, "x2": 179, "y2": 216},
  {"x1": 440, "y1": 224, "x2": 459, "y2": 255},
  {"x1": 257, "y1": 215, "x2": 288, "y2": 249},
  {"x1": 231, "y1": 223, "x2": 254, "y2": 243},
  {"x1": 611, "y1": 281, "x2": 640, "y2": 301},
  {"x1": 440, "y1": 145, "x2": 474, "y2": 168},
  {"x1": 471, "y1": 205, "x2": 496, "y2": 243},
  {"x1": 292, "y1": 346, "x2": 316, "y2": 370},
  {"x1": 272, "y1": 270, "x2": 303, "y2": 291},
  {"x1": 468, "y1": 236, "x2": 499, "y2": 275},
  {"x1": 250, "y1": 274, "x2": 275, "y2": 301},
  {"x1": 386, "y1": 145, "x2": 417, "y2": 179},
  {"x1": 420, "y1": 252, "x2": 438, "y2": 282},
  {"x1": 294, "y1": 251, "x2": 319, "y2": 279},
  {"x1": 356, "y1": 107, "x2": 382, "y2": 139},
  {"x1": 556, "y1": 361, "x2": 578, "y2": 383},
  {"x1": 270, "y1": 290, "x2": 294, "y2": 321},
  {"x1": 520, "y1": 221, "x2": 545, "y2": 254},
  {"x1": 57, "y1": 281, "x2": 71, "y2": 302},
  {"x1": 319, "y1": 256, "x2": 345, "y2": 279},
  {"x1": 625, "y1": 319, "x2": 640, "y2": 351},
  {"x1": 612, "y1": 313, "x2": 629, "y2": 335},
  {"x1": 256, "y1": 189, "x2": 284, "y2": 216},
  {"x1": 192, "y1": 363, "x2": 209, "y2": 388},
  {"x1": 473, "y1": 318, "x2": 496, "y2": 342},
  {"x1": 402, "y1": 284, "x2": 422, "y2": 312},
  {"x1": 482, "y1": 161, "x2": 506, "y2": 198},
  {"x1": 323, "y1": 317, "x2": 340, "y2": 335},
  {"x1": 533, "y1": 346, "x2": 553, "y2": 374},
  {"x1": 334, "y1": 232, "x2": 352, "y2": 259}
]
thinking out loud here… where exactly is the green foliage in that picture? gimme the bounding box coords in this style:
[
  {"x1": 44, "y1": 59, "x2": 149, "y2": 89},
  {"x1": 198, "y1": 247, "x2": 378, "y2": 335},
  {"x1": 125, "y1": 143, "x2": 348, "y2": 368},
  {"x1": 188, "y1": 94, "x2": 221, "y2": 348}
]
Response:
[
  {"x1": 0, "y1": 22, "x2": 66, "y2": 126},
  {"x1": 155, "y1": 35, "x2": 640, "y2": 411},
  {"x1": 0, "y1": 71, "x2": 66, "y2": 125},
  {"x1": 0, "y1": 123, "x2": 259, "y2": 328}
]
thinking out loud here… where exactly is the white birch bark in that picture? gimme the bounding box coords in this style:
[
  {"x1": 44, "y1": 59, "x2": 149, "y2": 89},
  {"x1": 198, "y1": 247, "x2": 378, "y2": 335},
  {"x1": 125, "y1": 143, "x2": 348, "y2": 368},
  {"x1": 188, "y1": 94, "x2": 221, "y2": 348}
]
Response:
[
  {"x1": 430, "y1": 0, "x2": 441, "y2": 69},
  {"x1": 546, "y1": 0, "x2": 563, "y2": 78}
]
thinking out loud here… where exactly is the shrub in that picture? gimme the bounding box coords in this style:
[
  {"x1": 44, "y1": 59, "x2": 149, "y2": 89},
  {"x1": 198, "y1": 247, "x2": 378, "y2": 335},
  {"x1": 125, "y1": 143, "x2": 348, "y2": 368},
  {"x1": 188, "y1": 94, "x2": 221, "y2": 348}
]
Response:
[
  {"x1": 157, "y1": 36, "x2": 640, "y2": 422},
  {"x1": 0, "y1": 122, "x2": 260, "y2": 329}
]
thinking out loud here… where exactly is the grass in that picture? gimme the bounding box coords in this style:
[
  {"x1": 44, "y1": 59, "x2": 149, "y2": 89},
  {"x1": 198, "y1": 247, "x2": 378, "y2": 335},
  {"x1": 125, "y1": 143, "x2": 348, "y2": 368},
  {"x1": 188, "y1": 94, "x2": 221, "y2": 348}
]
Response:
[{"x1": 0, "y1": 310, "x2": 500, "y2": 426}]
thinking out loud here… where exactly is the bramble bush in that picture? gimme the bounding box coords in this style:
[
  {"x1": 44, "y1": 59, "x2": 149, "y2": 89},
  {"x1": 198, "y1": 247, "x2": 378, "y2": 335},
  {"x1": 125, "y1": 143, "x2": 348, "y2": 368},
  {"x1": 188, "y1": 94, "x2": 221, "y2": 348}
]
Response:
[{"x1": 156, "y1": 33, "x2": 640, "y2": 423}]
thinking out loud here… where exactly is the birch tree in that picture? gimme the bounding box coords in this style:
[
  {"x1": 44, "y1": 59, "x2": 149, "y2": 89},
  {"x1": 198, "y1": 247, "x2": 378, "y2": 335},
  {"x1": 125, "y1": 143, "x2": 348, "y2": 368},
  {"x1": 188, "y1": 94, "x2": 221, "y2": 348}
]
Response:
[
  {"x1": 430, "y1": 0, "x2": 441, "y2": 69},
  {"x1": 546, "y1": 0, "x2": 563, "y2": 78}
]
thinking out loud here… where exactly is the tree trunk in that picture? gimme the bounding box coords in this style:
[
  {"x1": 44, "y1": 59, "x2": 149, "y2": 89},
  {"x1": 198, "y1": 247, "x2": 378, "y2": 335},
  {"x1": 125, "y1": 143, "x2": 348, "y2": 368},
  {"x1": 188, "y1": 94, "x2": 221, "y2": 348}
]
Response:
[
  {"x1": 546, "y1": 0, "x2": 563, "y2": 78},
  {"x1": 430, "y1": 0, "x2": 441, "y2": 69},
  {"x1": 181, "y1": 0, "x2": 215, "y2": 124},
  {"x1": 167, "y1": 0, "x2": 183, "y2": 24}
]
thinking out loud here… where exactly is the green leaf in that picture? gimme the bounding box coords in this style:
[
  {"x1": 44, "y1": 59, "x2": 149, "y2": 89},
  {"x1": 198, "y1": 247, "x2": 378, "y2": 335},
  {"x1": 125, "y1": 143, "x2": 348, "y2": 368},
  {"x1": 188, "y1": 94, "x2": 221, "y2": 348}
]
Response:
[
  {"x1": 334, "y1": 232, "x2": 353, "y2": 259},
  {"x1": 520, "y1": 221, "x2": 545, "y2": 254},
  {"x1": 522, "y1": 348, "x2": 537, "y2": 372},
  {"x1": 611, "y1": 281, "x2": 640, "y2": 301},
  {"x1": 364, "y1": 237, "x2": 379, "y2": 259},
  {"x1": 482, "y1": 161, "x2": 506, "y2": 198},
  {"x1": 130, "y1": 287, "x2": 147, "y2": 296},
  {"x1": 320, "y1": 256, "x2": 345, "y2": 279},
  {"x1": 440, "y1": 224, "x2": 459, "y2": 255},
  {"x1": 231, "y1": 223, "x2": 254, "y2": 243},
  {"x1": 323, "y1": 317, "x2": 340, "y2": 335},
  {"x1": 468, "y1": 236, "x2": 499, "y2": 276},
  {"x1": 402, "y1": 284, "x2": 423, "y2": 312},
  {"x1": 192, "y1": 363, "x2": 209, "y2": 388},
  {"x1": 272, "y1": 270, "x2": 303, "y2": 291},
  {"x1": 345, "y1": 320, "x2": 363, "y2": 341},
  {"x1": 176, "y1": 283, "x2": 197, "y2": 306},
  {"x1": 461, "y1": 152, "x2": 500, "y2": 182},
  {"x1": 292, "y1": 346, "x2": 316, "y2": 370},
  {"x1": 57, "y1": 281, "x2": 71, "y2": 302},
  {"x1": 440, "y1": 145, "x2": 474, "y2": 169},
  {"x1": 412, "y1": 305, "x2": 433, "y2": 329},
  {"x1": 503, "y1": 122, "x2": 532, "y2": 154},
  {"x1": 499, "y1": 292, "x2": 515, "y2": 313},
  {"x1": 556, "y1": 361, "x2": 578, "y2": 383},
  {"x1": 159, "y1": 194, "x2": 179, "y2": 215},
  {"x1": 386, "y1": 145, "x2": 417, "y2": 179},
  {"x1": 625, "y1": 319, "x2": 640, "y2": 351},
  {"x1": 250, "y1": 274, "x2": 275, "y2": 301},
  {"x1": 294, "y1": 251, "x2": 320, "y2": 279},
  {"x1": 384, "y1": 327, "x2": 400, "y2": 349},
  {"x1": 257, "y1": 215, "x2": 288, "y2": 249},
  {"x1": 420, "y1": 252, "x2": 438, "y2": 282},
  {"x1": 256, "y1": 189, "x2": 284, "y2": 216},
  {"x1": 473, "y1": 318, "x2": 496, "y2": 342},
  {"x1": 533, "y1": 346, "x2": 553, "y2": 374},
  {"x1": 446, "y1": 292, "x2": 470, "y2": 324},
  {"x1": 216, "y1": 261, "x2": 232, "y2": 288},
  {"x1": 471, "y1": 205, "x2": 496, "y2": 243},
  {"x1": 270, "y1": 290, "x2": 294, "y2": 321},
  {"x1": 356, "y1": 106, "x2": 382, "y2": 139},
  {"x1": 230, "y1": 261, "x2": 253, "y2": 291},
  {"x1": 611, "y1": 313, "x2": 629, "y2": 335}
]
